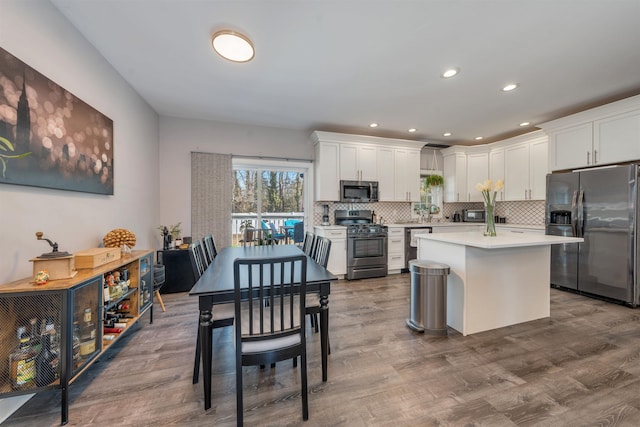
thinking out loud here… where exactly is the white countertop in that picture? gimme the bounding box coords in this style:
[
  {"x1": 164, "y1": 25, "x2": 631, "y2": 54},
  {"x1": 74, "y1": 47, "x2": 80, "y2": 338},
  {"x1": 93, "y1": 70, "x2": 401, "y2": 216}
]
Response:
[
  {"x1": 385, "y1": 222, "x2": 544, "y2": 230},
  {"x1": 415, "y1": 230, "x2": 582, "y2": 249}
]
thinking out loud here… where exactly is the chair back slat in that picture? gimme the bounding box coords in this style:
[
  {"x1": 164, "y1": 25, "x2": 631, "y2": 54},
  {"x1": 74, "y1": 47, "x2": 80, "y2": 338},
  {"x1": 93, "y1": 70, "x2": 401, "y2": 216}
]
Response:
[{"x1": 302, "y1": 232, "x2": 315, "y2": 255}]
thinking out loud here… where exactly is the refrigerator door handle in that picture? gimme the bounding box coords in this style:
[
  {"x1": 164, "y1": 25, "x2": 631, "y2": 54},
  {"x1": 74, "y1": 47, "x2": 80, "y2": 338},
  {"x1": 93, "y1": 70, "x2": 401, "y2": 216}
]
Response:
[
  {"x1": 577, "y1": 189, "x2": 585, "y2": 237},
  {"x1": 571, "y1": 190, "x2": 578, "y2": 237}
]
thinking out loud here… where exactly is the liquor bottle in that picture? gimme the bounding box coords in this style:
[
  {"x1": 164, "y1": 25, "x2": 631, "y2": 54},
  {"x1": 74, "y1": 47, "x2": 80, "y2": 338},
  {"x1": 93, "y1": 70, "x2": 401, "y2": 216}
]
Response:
[
  {"x1": 29, "y1": 318, "x2": 42, "y2": 354},
  {"x1": 79, "y1": 308, "x2": 96, "y2": 358},
  {"x1": 41, "y1": 316, "x2": 60, "y2": 377},
  {"x1": 35, "y1": 333, "x2": 58, "y2": 387},
  {"x1": 9, "y1": 326, "x2": 37, "y2": 390},
  {"x1": 72, "y1": 322, "x2": 81, "y2": 369},
  {"x1": 103, "y1": 276, "x2": 111, "y2": 304}
]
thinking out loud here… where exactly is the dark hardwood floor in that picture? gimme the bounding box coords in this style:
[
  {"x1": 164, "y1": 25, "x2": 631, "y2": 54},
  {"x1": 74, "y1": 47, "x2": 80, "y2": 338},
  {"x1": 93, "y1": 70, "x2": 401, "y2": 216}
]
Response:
[{"x1": 5, "y1": 273, "x2": 640, "y2": 426}]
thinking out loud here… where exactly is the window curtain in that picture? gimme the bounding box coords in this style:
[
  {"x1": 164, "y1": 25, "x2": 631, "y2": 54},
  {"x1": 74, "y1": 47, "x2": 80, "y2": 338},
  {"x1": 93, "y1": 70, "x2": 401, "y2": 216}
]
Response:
[{"x1": 191, "y1": 152, "x2": 232, "y2": 248}]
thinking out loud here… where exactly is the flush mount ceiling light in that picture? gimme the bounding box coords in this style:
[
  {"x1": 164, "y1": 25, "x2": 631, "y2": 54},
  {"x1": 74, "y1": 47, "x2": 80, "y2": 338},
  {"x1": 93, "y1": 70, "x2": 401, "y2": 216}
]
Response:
[
  {"x1": 519, "y1": 121, "x2": 531, "y2": 127},
  {"x1": 212, "y1": 30, "x2": 254, "y2": 62},
  {"x1": 475, "y1": 136, "x2": 484, "y2": 140},
  {"x1": 441, "y1": 68, "x2": 459, "y2": 78},
  {"x1": 369, "y1": 123, "x2": 379, "y2": 128},
  {"x1": 408, "y1": 128, "x2": 417, "y2": 133},
  {"x1": 443, "y1": 132, "x2": 452, "y2": 137},
  {"x1": 502, "y1": 83, "x2": 519, "y2": 92}
]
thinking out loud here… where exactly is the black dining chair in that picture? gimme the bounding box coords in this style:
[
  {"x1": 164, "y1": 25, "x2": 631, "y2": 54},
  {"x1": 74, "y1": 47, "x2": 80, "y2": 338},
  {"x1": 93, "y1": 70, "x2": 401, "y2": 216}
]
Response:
[
  {"x1": 293, "y1": 221, "x2": 305, "y2": 246},
  {"x1": 306, "y1": 236, "x2": 331, "y2": 345},
  {"x1": 302, "y1": 232, "x2": 315, "y2": 256},
  {"x1": 189, "y1": 241, "x2": 235, "y2": 385},
  {"x1": 233, "y1": 255, "x2": 309, "y2": 425},
  {"x1": 202, "y1": 234, "x2": 218, "y2": 265}
]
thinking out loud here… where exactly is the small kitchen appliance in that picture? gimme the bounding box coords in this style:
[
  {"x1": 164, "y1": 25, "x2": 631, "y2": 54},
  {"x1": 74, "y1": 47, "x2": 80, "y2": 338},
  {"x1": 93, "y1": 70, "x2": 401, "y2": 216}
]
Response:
[{"x1": 322, "y1": 204, "x2": 331, "y2": 225}]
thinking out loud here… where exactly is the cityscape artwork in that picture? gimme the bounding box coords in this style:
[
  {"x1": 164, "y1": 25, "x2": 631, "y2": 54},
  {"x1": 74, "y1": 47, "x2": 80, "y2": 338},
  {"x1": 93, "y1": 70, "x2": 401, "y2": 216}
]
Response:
[{"x1": 0, "y1": 46, "x2": 114, "y2": 195}]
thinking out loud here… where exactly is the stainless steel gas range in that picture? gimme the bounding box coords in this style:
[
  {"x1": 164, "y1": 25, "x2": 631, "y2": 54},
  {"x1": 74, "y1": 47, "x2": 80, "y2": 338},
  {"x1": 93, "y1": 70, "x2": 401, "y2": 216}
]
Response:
[{"x1": 335, "y1": 210, "x2": 388, "y2": 280}]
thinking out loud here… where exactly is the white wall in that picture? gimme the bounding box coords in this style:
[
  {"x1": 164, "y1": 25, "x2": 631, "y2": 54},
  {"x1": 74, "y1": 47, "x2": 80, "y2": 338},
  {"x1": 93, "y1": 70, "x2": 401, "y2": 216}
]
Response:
[
  {"x1": 158, "y1": 116, "x2": 311, "y2": 238},
  {"x1": 0, "y1": 1, "x2": 160, "y2": 283}
]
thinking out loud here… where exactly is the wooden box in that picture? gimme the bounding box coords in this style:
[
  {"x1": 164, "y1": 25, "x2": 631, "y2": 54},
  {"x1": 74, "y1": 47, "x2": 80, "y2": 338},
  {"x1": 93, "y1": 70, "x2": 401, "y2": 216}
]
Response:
[
  {"x1": 30, "y1": 256, "x2": 77, "y2": 280},
  {"x1": 75, "y1": 247, "x2": 121, "y2": 269}
]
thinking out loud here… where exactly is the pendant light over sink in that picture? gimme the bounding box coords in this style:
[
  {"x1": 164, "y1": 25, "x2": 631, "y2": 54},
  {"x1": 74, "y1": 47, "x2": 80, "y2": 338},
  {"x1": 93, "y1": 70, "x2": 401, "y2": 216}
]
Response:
[{"x1": 211, "y1": 30, "x2": 255, "y2": 63}]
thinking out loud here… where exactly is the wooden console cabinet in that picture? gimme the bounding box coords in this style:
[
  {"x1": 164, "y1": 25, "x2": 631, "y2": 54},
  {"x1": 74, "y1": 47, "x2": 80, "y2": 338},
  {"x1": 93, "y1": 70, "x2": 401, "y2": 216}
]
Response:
[{"x1": 0, "y1": 250, "x2": 153, "y2": 425}]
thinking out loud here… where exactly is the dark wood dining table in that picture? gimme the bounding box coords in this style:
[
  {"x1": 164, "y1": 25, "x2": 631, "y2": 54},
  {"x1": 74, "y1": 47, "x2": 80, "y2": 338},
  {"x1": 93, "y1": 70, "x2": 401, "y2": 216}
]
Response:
[{"x1": 189, "y1": 244, "x2": 338, "y2": 410}]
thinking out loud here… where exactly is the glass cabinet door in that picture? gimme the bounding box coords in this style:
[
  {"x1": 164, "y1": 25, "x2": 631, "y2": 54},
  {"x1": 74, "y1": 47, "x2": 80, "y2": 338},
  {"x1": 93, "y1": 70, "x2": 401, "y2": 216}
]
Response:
[{"x1": 71, "y1": 277, "x2": 101, "y2": 376}]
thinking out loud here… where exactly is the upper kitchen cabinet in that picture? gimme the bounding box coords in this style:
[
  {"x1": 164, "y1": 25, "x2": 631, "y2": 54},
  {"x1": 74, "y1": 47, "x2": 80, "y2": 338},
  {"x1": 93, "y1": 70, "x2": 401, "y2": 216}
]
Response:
[
  {"x1": 394, "y1": 148, "x2": 421, "y2": 202},
  {"x1": 465, "y1": 149, "x2": 489, "y2": 202},
  {"x1": 504, "y1": 132, "x2": 548, "y2": 201},
  {"x1": 540, "y1": 95, "x2": 640, "y2": 171},
  {"x1": 340, "y1": 144, "x2": 377, "y2": 181},
  {"x1": 311, "y1": 131, "x2": 426, "y2": 202},
  {"x1": 314, "y1": 140, "x2": 340, "y2": 201},
  {"x1": 489, "y1": 148, "x2": 505, "y2": 201},
  {"x1": 442, "y1": 148, "x2": 467, "y2": 203}
]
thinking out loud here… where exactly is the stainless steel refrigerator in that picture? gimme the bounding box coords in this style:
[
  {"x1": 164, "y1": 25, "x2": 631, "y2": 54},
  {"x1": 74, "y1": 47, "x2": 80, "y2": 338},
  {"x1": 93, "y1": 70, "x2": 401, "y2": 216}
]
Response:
[{"x1": 546, "y1": 164, "x2": 639, "y2": 305}]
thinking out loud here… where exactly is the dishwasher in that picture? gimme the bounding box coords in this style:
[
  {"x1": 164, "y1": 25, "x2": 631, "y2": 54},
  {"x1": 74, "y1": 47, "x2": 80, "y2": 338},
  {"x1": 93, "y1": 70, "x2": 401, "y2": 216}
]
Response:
[{"x1": 404, "y1": 227, "x2": 433, "y2": 270}]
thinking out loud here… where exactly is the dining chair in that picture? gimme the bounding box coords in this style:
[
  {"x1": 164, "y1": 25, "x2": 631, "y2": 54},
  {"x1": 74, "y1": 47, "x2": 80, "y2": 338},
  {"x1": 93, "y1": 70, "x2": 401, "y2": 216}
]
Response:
[
  {"x1": 306, "y1": 236, "x2": 331, "y2": 348},
  {"x1": 302, "y1": 232, "x2": 315, "y2": 256},
  {"x1": 189, "y1": 241, "x2": 235, "y2": 385},
  {"x1": 233, "y1": 255, "x2": 309, "y2": 424},
  {"x1": 202, "y1": 234, "x2": 218, "y2": 265},
  {"x1": 242, "y1": 228, "x2": 275, "y2": 246},
  {"x1": 267, "y1": 221, "x2": 286, "y2": 243},
  {"x1": 293, "y1": 221, "x2": 304, "y2": 246}
]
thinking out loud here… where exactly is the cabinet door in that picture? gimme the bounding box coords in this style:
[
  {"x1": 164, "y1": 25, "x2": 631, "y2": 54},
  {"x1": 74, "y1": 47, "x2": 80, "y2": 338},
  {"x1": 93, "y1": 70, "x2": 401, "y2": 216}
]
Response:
[
  {"x1": 505, "y1": 143, "x2": 530, "y2": 200},
  {"x1": 394, "y1": 149, "x2": 409, "y2": 201},
  {"x1": 314, "y1": 142, "x2": 340, "y2": 201},
  {"x1": 489, "y1": 148, "x2": 505, "y2": 201},
  {"x1": 404, "y1": 149, "x2": 421, "y2": 202},
  {"x1": 339, "y1": 144, "x2": 358, "y2": 180},
  {"x1": 443, "y1": 153, "x2": 466, "y2": 202},
  {"x1": 377, "y1": 147, "x2": 395, "y2": 201},
  {"x1": 529, "y1": 139, "x2": 548, "y2": 200},
  {"x1": 387, "y1": 227, "x2": 405, "y2": 271},
  {"x1": 466, "y1": 152, "x2": 488, "y2": 202},
  {"x1": 549, "y1": 123, "x2": 593, "y2": 171},
  {"x1": 340, "y1": 144, "x2": 377, "y2": 181},
  {"x1": 594, "y1": 110, "x2": 640, "y2": 165}
]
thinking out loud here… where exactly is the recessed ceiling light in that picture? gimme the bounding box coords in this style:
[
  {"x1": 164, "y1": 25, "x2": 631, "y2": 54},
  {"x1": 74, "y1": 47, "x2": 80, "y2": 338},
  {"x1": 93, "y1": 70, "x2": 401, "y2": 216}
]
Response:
[
  {"x1": 212, "y1": 30, "x2": 254, "y2": 62},
  {"x1": 475, "y1": 136, "x2": 484, "y2": 140},
  {"x1": 519, "y1": 121, "x2": 531, "y2": 127},
  {"x1": 408, "y1": 128, "x2": 417, "y2": 133},
  {"x1": 502, "y1": 83, "x2": 519, "y2": 92},
  {"x1": 369, "y1": 123, "x2": 379, "y2": 128},
  {"x1": 441, "y1": 68, "x2": 459, "y2": 78},
  {"x1": 443, "y1": 132, "x2": 452, "y2": 137}
]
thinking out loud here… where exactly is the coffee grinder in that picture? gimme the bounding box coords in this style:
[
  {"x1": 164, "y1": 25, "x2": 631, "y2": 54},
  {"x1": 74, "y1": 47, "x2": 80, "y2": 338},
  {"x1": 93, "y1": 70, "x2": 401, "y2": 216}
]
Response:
[{"x1": 322, "y1": 204, "x2": 331, "y2": 225}]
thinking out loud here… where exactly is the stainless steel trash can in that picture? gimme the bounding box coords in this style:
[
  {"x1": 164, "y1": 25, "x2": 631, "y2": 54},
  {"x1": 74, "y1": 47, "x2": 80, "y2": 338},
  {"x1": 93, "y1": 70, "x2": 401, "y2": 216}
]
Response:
[{"x1": 406, "y1": 260, "x2": 450, "y2": 335}]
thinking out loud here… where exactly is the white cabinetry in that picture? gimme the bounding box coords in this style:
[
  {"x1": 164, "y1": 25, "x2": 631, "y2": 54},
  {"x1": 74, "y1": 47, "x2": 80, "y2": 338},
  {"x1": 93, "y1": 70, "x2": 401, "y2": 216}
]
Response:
[
  {"x1": 314, "y1": 141, "x2": 340, "y2": 201},
  {"x1": 387, "y1": 227, "x2": 405, "y2": 273},
  {"x1": 377, "y1": 147, "x2": 395, "y2": 201},
  {"x1": 314, "y1": 226, "x2": 347, "y2": 277},
  {"x1": 466, "y1": 151, "x2": 489, "y2": 202},
  {"x1": 442, "y1": 150, "x2": 467, "y2": 202},
  {"x1": 394, "y1": 148, "x2": 421, "y2": 201},
  {"x1": 489, "y1": 148, "x2": 505, "y2": 201},
  {"x1": 540, "y1": 95, "x2": 640, "y2": 171},
  {"x1": 312, "y1": 131, "x2": 425, "y2": 204},
  {"x1": 340, "y1": 144, "x2": 377, "y2": 181},
  {"x1": 431, "y1": 225, "x2": 481, "y2": 233},
  {"x1": 504, "y1": 135, "x2": 548, "y2": 201}
]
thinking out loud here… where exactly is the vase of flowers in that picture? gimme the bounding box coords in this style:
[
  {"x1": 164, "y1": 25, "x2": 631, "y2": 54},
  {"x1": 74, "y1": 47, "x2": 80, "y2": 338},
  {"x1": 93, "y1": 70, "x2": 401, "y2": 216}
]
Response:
[{"x1": 475, "y1": 179, "x2": 504, "y2": 237}]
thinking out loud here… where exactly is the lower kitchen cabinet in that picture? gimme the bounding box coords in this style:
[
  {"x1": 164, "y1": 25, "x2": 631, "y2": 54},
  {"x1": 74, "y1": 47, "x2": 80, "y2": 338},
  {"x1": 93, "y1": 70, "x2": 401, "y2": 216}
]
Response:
[
  {"x1": 0, "y1": 250, "x2": 153, "y2": 425},
  {"x1": 314, "y1": 226, "x2": 347, "y2": 277},
  {"x1": 387, "y1": 227, "x2": 405, "y2": 273}
]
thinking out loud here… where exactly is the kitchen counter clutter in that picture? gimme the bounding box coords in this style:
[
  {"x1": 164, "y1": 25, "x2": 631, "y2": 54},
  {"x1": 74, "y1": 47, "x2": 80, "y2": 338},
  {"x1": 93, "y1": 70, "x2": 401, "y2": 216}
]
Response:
[{"x1": 416, "y1": 232, "x2": 582, "y2": 336}]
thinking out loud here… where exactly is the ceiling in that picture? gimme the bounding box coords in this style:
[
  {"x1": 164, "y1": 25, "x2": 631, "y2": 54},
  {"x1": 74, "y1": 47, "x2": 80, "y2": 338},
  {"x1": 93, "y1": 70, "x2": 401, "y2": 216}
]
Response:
[{"x1": 50, "y1": 0, "x2": 640, "y2": 146}]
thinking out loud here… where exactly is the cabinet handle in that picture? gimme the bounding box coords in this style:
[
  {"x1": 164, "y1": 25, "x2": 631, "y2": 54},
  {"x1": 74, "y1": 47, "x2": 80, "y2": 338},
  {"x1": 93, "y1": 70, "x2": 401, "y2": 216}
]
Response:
[
  {"x1": 524, "y1": 189, "x2": 527, "y2": 199},
  {"x1": 587, "y1": 151, "x2": 590, "y2": 165},
  {"x1": 594, "y1": 150, "x2": 598, "y2": 164},
  {"x1": 456, "y1": 192, "x2": 459, "y2": 202},
  {"x1": 468, "y1": 193, "x2": 470, "y2": 202},
  {"x1": 391, "y1": 239, "x2": 402, "y2": 243}
]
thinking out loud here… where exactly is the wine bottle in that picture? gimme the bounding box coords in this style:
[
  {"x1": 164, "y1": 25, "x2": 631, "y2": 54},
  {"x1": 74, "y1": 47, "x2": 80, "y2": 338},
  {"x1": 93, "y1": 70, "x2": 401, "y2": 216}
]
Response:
[
  {"x1": 9, "y1": 326, "x2": 37, "y2": 390},
  {"x1": 35, "y1": 333, "x2": 58, "y2": 387}
]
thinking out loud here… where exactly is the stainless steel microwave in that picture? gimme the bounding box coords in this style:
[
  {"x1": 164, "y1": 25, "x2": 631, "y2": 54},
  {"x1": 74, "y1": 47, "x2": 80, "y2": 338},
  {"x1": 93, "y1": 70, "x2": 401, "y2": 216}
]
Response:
[
  {"x1": 340, "y1": 180, "x2": 379, "y2": 203},
  {"x1": 462, "y1": 209, "x2": 486, "y2": 222}
]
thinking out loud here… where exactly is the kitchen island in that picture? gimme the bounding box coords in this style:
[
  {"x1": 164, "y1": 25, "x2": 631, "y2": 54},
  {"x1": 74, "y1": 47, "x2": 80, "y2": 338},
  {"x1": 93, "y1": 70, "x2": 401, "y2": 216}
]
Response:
[{"x1": 416, "y1": 231, "x2": 583, "y2": 336}]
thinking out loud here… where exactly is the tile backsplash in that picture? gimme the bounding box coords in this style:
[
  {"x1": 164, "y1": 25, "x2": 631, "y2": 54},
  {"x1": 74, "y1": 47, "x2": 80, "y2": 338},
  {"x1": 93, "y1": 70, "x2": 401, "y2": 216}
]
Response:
[{"x1": 313, "y1": 200, "x2": 545, "y2": 225}]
